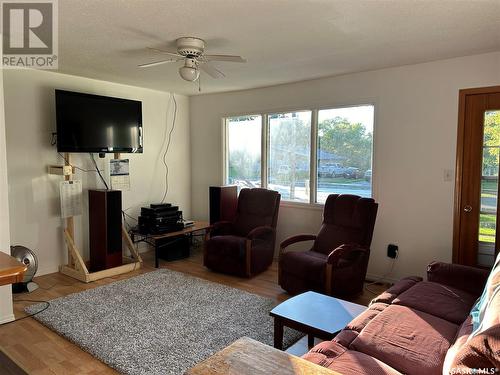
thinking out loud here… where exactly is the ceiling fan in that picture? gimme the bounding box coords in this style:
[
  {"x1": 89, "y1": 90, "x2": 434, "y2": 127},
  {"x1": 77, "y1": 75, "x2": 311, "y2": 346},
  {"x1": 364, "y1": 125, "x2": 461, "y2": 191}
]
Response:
[{"x1": 138, "y1": 37, "x2": 246, "y2": 82}]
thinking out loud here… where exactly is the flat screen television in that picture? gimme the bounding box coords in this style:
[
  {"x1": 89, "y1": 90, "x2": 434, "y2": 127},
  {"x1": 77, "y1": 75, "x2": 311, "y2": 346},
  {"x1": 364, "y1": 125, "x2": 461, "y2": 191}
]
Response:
[{"x1": 55, "y1": 90, "x2": 143, "y2": 153}]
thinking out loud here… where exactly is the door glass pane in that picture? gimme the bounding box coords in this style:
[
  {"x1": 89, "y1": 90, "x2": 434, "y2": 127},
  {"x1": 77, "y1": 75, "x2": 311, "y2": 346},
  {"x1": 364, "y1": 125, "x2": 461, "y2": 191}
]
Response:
[
  {"x1": 478, "y1": 110, "x2": 500, "y2": 267},
  {"x1": 268, "y1": 111, "x2": 311, "y2": 202},
  {"x1": 317, "y1": 105, "x2": 374, "y2": 203},
  {"x1": 226, "y1": 115, "x2": 262, "y2": 190}
]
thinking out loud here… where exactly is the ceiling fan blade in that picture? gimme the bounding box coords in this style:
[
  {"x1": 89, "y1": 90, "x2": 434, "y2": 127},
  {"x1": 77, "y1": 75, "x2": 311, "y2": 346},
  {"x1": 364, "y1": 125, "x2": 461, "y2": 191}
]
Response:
[
  {"x1": 200, "y1": 62, "x2": 225, "y2": 79},
  {"x1": 203, "y1": 54, "x2": 246, "y2": 63},
  {"x1": 138, "y1": 59, "x2": 178, "y2": 68},
  {"x1": 147, "y1": 47, "x2": 182, "y2": 58}
]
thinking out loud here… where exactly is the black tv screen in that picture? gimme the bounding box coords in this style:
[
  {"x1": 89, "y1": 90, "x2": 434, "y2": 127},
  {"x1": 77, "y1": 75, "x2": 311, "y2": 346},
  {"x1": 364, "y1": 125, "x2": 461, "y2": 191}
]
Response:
[{"x1": 55, "y1": 90, "x2": 143, "y2": 153}]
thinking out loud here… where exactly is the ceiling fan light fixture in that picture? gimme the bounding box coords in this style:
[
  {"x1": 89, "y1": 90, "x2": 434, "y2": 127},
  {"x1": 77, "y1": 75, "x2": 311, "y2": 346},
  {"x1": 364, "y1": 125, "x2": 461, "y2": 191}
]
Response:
[
  {"x1": 179, "y1": 66, "x2": 200, "y2": 82},
  {"x1": 139, "y1": 37, "x2": 246, "y2": 84}
]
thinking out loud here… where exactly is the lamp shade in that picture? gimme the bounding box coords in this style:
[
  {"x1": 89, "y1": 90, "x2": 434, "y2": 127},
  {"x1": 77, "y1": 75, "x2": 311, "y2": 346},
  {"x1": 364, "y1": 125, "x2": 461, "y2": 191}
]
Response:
[{"x1": 179, "y1": 66, "x2": 200, "y2": 82}]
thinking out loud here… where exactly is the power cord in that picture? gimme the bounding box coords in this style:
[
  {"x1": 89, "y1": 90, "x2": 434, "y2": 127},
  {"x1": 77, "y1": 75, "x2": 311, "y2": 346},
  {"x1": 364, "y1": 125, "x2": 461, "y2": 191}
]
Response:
[
  {"x1": 35, "y1": 280, "x2": 74, "y2": 290},
  {"x1": 90, "y1": 153, "x2": 109, "y2": 189},
  {"x1": 160, "y1": 93, "x2": 177, "y2": 203},
  {"x1": 1, "y1": 300, "x2": 50, "y2": 326},
  {"x1": 365, "y1": 257, "x2": 397, "y2": 295},
  {"x1": 57, "y1": 152, "x2": 97, "y2": 173},
  {"x1": 122, "y1": 210, "x2": 137, "y2": 223}
]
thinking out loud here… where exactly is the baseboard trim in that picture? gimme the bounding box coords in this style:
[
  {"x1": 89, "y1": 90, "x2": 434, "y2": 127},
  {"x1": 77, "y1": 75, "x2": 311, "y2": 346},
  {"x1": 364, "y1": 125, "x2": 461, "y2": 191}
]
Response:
[
  {"x1": 0, "y1": 313, "x2": 15, "y2": 324},
  {"x1": 365, "y1": 273, "x2": 398, "y2": 284}
]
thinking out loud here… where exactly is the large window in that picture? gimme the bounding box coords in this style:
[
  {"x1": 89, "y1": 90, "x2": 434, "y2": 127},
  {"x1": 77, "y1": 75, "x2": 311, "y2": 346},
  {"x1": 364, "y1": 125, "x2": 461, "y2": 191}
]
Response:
[
  {"x1": 224, "y1": 104, "x2": 374, "y2": 204},
  {"x1": 226, "y1": 115, "x2": 262, "y2": 190},
  {"x1": 317, "y1": 105, "x2": 374, "y2": 203},
  {"x1": 268, "y1": 111, "x2": 311, "y2": 202}
]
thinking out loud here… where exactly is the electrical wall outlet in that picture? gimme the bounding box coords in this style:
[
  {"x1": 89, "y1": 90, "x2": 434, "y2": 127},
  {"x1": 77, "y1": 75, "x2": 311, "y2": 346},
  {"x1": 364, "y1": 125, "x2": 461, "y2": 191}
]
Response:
[{"x1": 387, "y1": 244, "x2": 399, "y2": 259}]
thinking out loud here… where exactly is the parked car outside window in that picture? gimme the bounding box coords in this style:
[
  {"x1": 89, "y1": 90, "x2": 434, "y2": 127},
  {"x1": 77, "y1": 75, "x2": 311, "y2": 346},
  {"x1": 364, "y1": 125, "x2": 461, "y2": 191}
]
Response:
[
  {"x1": 364, "y1": 169, "x2": 372, "y2": 181},
  {"x1": 344, "y1": 167, "x2": 361, "y2": 179},
  {"x1": 318, "y1": 163, "x2": 346, "y2": 177}
]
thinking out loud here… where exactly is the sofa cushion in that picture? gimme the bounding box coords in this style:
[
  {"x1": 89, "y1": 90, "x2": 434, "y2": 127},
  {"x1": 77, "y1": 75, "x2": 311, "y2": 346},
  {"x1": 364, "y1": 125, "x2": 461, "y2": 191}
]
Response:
[
  {"x1": 393, "y1": 281, "x2": 477, "y2": 324},
  {"x1": 334, "y1": 303, "x2": 388, "y2": 347},
  {"x1": 303, "y1": 340, "x2": 402, "y2": 375},
  {"x1": 427, "y1": 261, "x2": 490, "y2": 296},
  {"x1": 370, "y1": 276, "x2": 423, "y2": 305},
  {"x1": 350, "y1": 305, "x2": 458, "y2": 375}
]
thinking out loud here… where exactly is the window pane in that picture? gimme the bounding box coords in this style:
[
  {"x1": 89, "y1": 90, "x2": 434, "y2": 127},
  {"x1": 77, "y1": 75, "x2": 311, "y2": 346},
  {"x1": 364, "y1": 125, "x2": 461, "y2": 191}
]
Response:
[
  {"x1": 478, "y1": 110, "x2": 500, "y2": 267},
  {"x1": 317, "y1": 105, "x2": 374, "y2": 203},
  {"x1": 226, "y1": 115, "x2": 262, "y2": 190},
  {"x1": 268, "y1": 111, "x2": 311, "y2": 202}
]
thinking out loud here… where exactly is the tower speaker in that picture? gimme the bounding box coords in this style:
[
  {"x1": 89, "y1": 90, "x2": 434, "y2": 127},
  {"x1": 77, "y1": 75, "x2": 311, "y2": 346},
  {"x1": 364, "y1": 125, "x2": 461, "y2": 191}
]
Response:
[
  {"x1": 89, "y1": 189, "x2": 122, "y2": 272},
  {"x1": 209, "y1": 186, "x2": 238, "y2": 224}
]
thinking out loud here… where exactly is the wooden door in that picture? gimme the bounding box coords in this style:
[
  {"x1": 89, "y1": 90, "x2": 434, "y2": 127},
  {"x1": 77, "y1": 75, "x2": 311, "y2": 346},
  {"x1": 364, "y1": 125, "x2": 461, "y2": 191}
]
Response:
[{"x1": 454, "y1": 86, "x2": 500, "y2": 267}]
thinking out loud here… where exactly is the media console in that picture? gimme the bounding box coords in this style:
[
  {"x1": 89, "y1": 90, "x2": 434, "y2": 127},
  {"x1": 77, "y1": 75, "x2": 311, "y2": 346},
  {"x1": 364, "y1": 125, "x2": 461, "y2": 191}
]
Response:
[{"x1": 130, "y1": 221, "x2": 210, "y2": 267}]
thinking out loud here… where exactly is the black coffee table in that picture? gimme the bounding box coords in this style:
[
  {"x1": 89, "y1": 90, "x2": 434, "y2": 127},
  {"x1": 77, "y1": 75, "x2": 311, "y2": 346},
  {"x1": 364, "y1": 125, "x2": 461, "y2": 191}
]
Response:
[{"x1": 270, "y1": 291, "x2": 366, "y2": 350}]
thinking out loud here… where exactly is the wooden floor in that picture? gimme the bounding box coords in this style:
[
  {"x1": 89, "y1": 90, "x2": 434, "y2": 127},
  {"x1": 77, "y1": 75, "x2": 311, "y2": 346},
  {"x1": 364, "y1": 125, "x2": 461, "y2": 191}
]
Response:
[{"x1": 0, "y1": 246, "x2": 387, "y2": 375}]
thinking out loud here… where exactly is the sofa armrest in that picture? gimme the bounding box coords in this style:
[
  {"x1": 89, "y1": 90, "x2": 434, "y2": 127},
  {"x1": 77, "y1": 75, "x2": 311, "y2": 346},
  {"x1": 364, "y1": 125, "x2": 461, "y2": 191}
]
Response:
[{"x1": 427, "y1": 261, "x2": 489, "y2": 296}]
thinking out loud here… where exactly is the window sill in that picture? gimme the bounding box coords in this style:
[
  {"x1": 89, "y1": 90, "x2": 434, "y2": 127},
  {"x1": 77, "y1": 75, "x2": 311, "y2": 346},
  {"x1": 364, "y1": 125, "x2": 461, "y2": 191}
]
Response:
[{"x1": 279, "y1": 201, "x2": 324, "y2": 211}]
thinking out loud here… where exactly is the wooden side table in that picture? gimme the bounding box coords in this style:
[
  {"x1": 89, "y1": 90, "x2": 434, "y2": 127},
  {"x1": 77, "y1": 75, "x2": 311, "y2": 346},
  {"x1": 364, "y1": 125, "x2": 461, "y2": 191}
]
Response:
[
  {"x1": 0, "y1": 251, "x2": 27, "y2": 286},
  {"x1": 184, "y1": 337, "x2": 339, "y2": 375}
]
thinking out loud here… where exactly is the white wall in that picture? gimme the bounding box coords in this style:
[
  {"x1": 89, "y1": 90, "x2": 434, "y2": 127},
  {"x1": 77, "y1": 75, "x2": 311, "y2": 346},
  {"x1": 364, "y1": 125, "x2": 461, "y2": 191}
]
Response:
[
  {"x1": 0, "y1": 66, "x2": 14, "y2": 323},
  {"x1": 3, "y1": 69, "x2": 190, "y2": 276},
  {"x1": 190, "y1": 52, "x2": 500, "y2": 281}
]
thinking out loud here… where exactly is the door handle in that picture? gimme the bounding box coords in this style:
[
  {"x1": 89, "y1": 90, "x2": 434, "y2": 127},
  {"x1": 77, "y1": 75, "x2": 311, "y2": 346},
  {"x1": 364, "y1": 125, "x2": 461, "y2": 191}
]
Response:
[{"x1": 464, "y1": 205, "x2": 473, "y2": 213}]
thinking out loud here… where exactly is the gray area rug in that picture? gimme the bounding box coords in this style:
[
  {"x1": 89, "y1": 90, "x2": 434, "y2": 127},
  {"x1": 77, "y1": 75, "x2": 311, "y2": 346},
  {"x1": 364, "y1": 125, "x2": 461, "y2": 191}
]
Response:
[{"x1": 26, "y1": 270, "x2": 303, "y2": 375}]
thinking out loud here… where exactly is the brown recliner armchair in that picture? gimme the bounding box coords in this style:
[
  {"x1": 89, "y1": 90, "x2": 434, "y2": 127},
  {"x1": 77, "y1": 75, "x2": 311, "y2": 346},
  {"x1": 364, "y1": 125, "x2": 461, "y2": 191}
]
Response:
[
  {"x1": 204, "y1": 188, "x2": 281, "y2": 277},
  {"x1": 279, "y1": 194, "x2": 378, "y2": 296}
]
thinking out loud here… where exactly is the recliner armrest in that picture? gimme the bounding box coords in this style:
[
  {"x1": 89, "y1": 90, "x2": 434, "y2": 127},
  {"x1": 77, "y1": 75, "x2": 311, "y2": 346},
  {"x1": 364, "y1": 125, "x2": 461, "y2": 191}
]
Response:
[
  {"x1": 427, "y1": 261, "x2": 489, "y2": 296},
  {"x1": 207, "y1": 221, "x2": 234, "y2": 237},
  {"x1": 247, "y1": 226, "x2": 275, "y2": 241},
  {"x1": 280, "y1": 234, "x2": 317, "y2": 250},
  {"x1": 327, "y1": 243, "x2": 368, "y2": 266}
]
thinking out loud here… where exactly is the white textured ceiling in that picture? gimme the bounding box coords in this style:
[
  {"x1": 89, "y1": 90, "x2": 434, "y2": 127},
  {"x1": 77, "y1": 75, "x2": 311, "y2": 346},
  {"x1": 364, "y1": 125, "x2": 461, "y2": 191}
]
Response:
[{"x1": 58, "y1": 0, "x2": 500, "y2": 95}]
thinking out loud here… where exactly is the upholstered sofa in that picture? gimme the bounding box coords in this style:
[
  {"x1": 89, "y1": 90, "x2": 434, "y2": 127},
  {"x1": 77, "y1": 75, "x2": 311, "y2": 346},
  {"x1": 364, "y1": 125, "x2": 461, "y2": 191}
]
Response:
[{"x1": 302, "y1": 260, "x2": 499, "y2": 375}]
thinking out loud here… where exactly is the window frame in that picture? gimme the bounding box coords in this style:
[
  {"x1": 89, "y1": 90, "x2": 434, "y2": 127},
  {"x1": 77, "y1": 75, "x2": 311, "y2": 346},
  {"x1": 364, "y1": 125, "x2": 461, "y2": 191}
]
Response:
[{"x1": 222, "y1": 102, "x2": 376, "y2": 207}]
